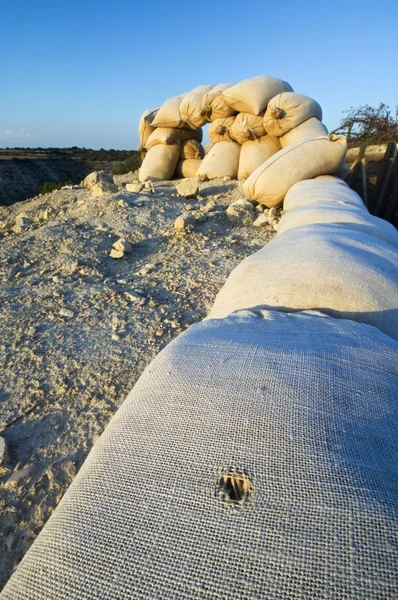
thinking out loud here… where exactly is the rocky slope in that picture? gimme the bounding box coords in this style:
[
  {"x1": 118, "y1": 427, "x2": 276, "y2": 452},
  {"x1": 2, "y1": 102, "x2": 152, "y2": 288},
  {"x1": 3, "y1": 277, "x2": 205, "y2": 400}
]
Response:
[
  {"x1": 0, "y1": 173, "x2": 279, "y2": 589},
  {"x1": 0, "y1": 158, "x2": 93, "y2": 206}
]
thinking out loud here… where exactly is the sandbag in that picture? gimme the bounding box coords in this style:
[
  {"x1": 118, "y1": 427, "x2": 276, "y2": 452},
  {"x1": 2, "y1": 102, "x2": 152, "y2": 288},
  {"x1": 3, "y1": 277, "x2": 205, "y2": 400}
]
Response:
[
  {"x1": 145, "y1": 127, "x2": 202, "y2": 150},
  {"x1": 222, "y1": 75, "x2": 293, "y2": 115},
  {"x1": 284, "y1": 177, "x2": 364, "y2": 211},
  {"x1": 138, "y1": 142, "x2": 180, "y2": 182},
  {"x1": 231, "y1": 112, "x2": 266, "y2": 144},
  {"x1": 238, "y1": 135, "x2": 281, "y2": 180},
  {"x1": 201, "y1": 83, "x2": 237, "y2": 121},
  {"x1": 208, "y1": 117, "x2": 237, "y2": 144},
  {"x1": 151, "y1": 93, "x2": 187, "y2": 128},
  {"x1": 174, "y1": 159, "x2": 202, "y2": 178},
  {"x1": 280, "y1": 117, "x2": 328, "y2": 148},
  {"x1": 196, "y1": 141, "x2": 241, "y2": 181},
  {"x1": 179, "y1": 85, "x2": 214, "y2": 129},
  {"x1": 243, "y1": 135, "x2": 347, "y2": 207},
  {"x1": 3, "y1": 307, "x2": 398, "y2": 600},
  {"x1": 179, "y1": 139, "x2": 205, "y2": 160},
  {"x1": 263, "y1": 92, "x2": 322, "y2": 137},
  {"x1": 209, "y1": 223, "x2": 398, "y2": 338},
  {"x1": 138, "y1": 108, "x2": 159, "y2": 151}
]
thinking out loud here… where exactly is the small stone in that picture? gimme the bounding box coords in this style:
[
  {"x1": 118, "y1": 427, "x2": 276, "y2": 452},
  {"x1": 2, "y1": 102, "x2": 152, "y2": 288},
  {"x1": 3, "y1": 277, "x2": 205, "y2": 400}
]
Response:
[
  {"x1": 226, "y1": 200, "x2": 254, "y2": 226},
  {"x1": 125, "y1": 291, "x2": 141, "y2": 302},
  {"x1": 91, "y1": 182, "x2": 118, "y2": 196},
  {"x1": 110, "y1": 249, "x2": 124, "y2": 259},
  {"x1": 253, "y1": 213, "x2": 271, "y2": 227},
  {"x1": 111, "y1": 333, "x2": 121, "y2": 341},
  {"x1": 0, "y1": 437, "x2": 9, "y2": 465},
  {"x1": 174, "y1": 214, "x2": 196, "y2": 230},
  {"x1": 176, "y1": 178, "x2": 199, "y2": 198},
  {"x1": 155, "y1": 329, "x2": 165, "y2": 337},
  {"x1": 59, "y1": 308, "x2": 74, "y2": 318},
  {"x1": 13, "y1": 215, "x2": 31, "y2": 232},
  {"x1": 202, "y1": 200, "x2": 216, "y2": 213},
  {"x1": 5, "y1": 465, "x2": 36, "y2": 486},
  {"x1": 126, "y1": 183, "x2": 143, "y2": 193},
  {"x1": 117, "y1": 199, "x2": 128, "y2": 208},
  {"x1": 83, "y1": 171, "x2": 114, "y2": 190},
  {"x1": 113, "y1": 239, "x2": 132, "y2": 254}
]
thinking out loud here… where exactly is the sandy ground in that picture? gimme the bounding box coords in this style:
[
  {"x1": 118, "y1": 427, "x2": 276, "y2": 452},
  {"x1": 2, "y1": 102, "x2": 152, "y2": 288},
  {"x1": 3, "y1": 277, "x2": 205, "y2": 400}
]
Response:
[{"x1": 0, "y1": 174, "x2": 278, "y2": 589}]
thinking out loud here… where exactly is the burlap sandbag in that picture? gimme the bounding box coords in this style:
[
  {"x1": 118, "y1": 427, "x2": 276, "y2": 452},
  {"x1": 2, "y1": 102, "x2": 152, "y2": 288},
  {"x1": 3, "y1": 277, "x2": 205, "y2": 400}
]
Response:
[
  {"x1": 138, "y1": 108, "x2": 159, "y2": 151},
  {"x1": 174, "y1": 159, "x2": 202, "y2": 178},
  {"x1": 209, "y1": 225, "x2": 398, "y2": 339},
  {"x1": 231, "y1": 112, "x2": 266, "y2": 144},
  {"x1": 280, "y1": 117, "x2": 328, "y2": 148},
  {"x1": 145, "y1": 127, "x2": 202, "y2": 150},
  {"x1": 238, "y1": 136, "x2": 281, "y2": 180},
  {"x1": 152, "y1": 93, "x2": 187, "y2": 128},
  {"x1": 280, "y1": 202, "x2": 398, "y2": 249},
  {"x1": 243, "y1": 135, "x2": 347, "y2": 207},
  {"x1": 222, "y1": 75, "x2": 293, "y2": 115},
  {"x1": 3, "y1": 306, "x2": 397, "y2": 600},
  {"x1": 138, "y1": 142, "x2": 180, "y2": 182},
  {"x1": 179, "y1": 85, "x2": 214, "y2": 129},
  {"x1": 201, "y1": 83, "x2": 237, "y2": 121},
  {"x1": 196, "y1": 142, "x2": 241, "y2": 181},
  {"x1": 208, "y1": 117, "x2": 237, "y2": 144},
  {"x1": 263, "y1": 92, "x2": 323, "y2": 137},
  {"x1": 179, "y1": 140, "x2": 205, "y2": 160},
  {"x1": 284, "y1": 177, "x2": 363, "y2": 212}
]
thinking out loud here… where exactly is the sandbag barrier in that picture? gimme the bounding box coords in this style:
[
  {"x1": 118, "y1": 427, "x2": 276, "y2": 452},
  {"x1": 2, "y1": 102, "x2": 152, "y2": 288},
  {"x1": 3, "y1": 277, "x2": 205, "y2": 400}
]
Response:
[
  {"x1": 1, "y1": 176, "x2": 397, "y2": 599},
  {"x1": 136, "y1": 75, "x2": 349, "y2": 208}
]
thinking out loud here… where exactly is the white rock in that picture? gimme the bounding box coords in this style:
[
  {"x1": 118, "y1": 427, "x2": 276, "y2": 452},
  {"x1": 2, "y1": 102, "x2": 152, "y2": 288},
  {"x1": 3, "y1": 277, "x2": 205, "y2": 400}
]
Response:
[
  {"x1": 0, "y1": 437, "x2": 9, "y2": 465},
  {"x1": 253, "y1": 213, "x2": 271, "y2": 227},
  {"x1": 174, "y1": 214, "x2": 196, "y2": 230},
  {"x1": 226, "y1": 200, "x2": 254, "y2": 226},
  {"x1": 83, "y1": 171, "x2": 114, "y2": 190},
  {"x1": 176, "y1": 179, "x2": 199, "y2": 198},
  {"x1": 110, "y1": 249, "x2": 124, "y2": 259},
  {"x1": 59, "y1": 308, "x2": 74, "y2": 318},
  {"x1": 13, "y1": 215, "x2": 31, "y2": 232},
  {"x1": 113, "y1": 239, "x2": 132, "y2": 254},
  {"x1": 91, "y1": 182, "x2": 118, "y2": 196},
  {"x1": 126, "y1": 183, "x2": 143, "y2": 193}
]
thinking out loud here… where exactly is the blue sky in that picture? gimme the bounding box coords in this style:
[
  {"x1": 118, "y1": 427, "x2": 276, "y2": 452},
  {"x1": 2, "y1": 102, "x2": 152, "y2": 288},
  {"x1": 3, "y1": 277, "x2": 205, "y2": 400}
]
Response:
[{"x1": 1, "y1": 0, "x2": 397, "y2": 149}]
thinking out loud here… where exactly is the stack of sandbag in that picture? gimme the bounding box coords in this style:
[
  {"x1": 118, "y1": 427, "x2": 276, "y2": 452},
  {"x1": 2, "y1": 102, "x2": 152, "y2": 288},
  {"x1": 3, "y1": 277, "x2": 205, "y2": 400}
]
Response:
[
  {"x1": 137, "y1": 76, "x2": 347, "y2": 187},
  {"x1": 138, "y1": 90, "x2": 207, "y2": 182},
  {"x1": 197, "y1": 76, "x2": 294, "y2": 181}
]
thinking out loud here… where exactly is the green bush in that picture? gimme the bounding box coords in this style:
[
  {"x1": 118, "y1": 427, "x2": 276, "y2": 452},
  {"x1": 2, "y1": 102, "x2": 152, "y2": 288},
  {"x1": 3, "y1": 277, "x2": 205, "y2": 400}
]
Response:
[
  {"x1": 41, "y1": 181, "x2": 64, "y2": 194},
  {"x1": 112, "y1": 162, "x2": 128, "y2": 175}
]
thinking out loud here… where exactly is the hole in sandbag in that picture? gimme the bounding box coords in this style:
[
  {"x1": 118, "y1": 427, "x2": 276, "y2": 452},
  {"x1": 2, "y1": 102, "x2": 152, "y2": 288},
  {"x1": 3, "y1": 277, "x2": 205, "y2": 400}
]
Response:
[{"x1": 215, "y1": 467, "x2": 254, "y2": 510}]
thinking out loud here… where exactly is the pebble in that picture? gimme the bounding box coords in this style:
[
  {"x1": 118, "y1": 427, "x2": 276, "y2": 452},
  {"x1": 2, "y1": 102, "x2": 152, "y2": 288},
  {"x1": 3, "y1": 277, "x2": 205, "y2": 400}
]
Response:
[
  {"x1": 59, "y1": 308, "x2": 74, "y2": 318},
  {"x1": 226, "y1": 199, "x2": 254, "y2": 226},
  {"x1": 174, "y1": 214, "x2": 196, "y2": 230},
  {"x1": 5, "y1": 465, "x2": 36, "y2": 487},
  {"x1": 125, "y1": 291, "x2": 141, "y2": 302},
  {"x1": 125, "y1": 183, "x2": 143, "y2": 193},
  {"x1": 155, "y1": 329, "x2": 165, "y2": 337},
  {"x1": 176, "y1": 178, "x2": 199, "y2": 199},
  {"x1": 253, "y1": 213, "x2": 271, "y2": 227},
  {"x1": 113, "y1": 239, "x2": 132, "y2": 254},
  {"x1": 0, "y1": 436, "x2": 9, "y2": 465}
]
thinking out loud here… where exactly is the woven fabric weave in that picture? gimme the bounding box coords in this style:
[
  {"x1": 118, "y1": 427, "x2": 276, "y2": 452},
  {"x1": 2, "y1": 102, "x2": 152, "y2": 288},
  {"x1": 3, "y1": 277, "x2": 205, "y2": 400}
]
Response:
[{"x1": 2, "y1": 310, "x2": 397, "y2": 599}]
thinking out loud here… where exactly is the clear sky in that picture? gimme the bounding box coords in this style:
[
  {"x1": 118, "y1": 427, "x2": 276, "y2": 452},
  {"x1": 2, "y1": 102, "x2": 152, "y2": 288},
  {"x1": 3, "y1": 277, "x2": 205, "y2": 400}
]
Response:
[{"x1": 1, "y1": 0, "x2": 397, "y2": 150}]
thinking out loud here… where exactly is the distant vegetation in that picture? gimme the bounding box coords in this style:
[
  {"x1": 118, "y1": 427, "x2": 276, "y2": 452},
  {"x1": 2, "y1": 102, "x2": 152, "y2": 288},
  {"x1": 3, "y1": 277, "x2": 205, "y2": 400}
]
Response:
[
  {"x1": 0, "y1": 146, "x2": 142, "y2": 165},
  {"x1": 111, "y1": 154, "x2": 142, "y2": 175},
  {"x1": 334, "y1": 103, "x2": 398, "y2": 147},
  {"x1": 41, "y1": 181, "x2": 73, "y2": 194}
]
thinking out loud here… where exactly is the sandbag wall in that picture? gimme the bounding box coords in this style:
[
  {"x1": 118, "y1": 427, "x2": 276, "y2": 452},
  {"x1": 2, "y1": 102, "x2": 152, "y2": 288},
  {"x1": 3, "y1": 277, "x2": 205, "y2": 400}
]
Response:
[
  {"x1": 137, "y1": 75, "x2": 342, "y2": 207},
  {"x1": 3, "y1": 177, "x2": 397, "y2": 600}
]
